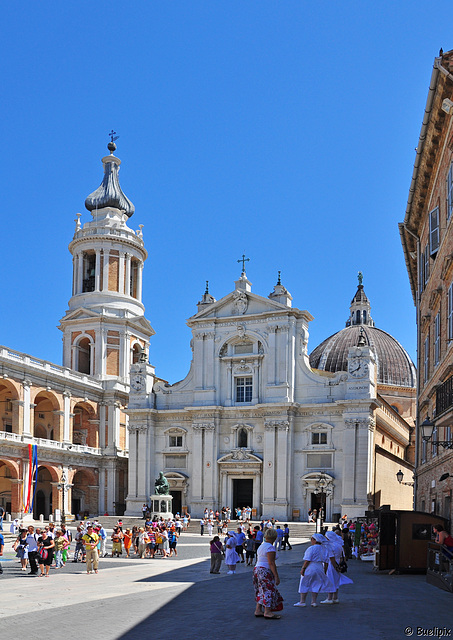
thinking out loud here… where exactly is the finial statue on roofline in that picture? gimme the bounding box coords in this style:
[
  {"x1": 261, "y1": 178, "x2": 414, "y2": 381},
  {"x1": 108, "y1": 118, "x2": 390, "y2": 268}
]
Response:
[{"x1": 358, "y1": 271, "x2": 363, "y2": 286}]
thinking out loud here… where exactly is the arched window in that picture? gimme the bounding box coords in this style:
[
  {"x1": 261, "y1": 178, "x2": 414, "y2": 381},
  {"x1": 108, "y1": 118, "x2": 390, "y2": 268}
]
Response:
[
  {"x1": 76, "y1": 337, "x2": 92, "y2": 375},
  {"x1": 238, "y1": 428, "x2": 248, "y2": 448},
  {"x1": 132, "y1": 343, "x2": 142, "y2": 364},
  {"x1": 356, "y1": 310, "x2": 361, "y2": 324}
]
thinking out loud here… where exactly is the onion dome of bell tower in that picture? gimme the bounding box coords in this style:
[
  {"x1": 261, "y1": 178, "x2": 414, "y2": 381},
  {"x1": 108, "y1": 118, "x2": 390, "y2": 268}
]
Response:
[
  {"x1": 309, "y1": 274, "x2": 416, "y2": 388},
  {"x1": 85, "y1": 136, "x2": 135, "y2": 217}
]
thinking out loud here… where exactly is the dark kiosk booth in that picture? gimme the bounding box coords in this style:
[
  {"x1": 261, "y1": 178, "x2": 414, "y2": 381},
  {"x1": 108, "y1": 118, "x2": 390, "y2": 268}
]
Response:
[{"x1": 377, "y1": 509, "x2": 448, "y2": 573}]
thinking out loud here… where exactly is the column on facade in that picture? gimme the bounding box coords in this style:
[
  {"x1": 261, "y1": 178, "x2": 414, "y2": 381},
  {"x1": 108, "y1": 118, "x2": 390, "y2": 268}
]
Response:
[
  {"x1": 119, "y1": 333, "x2": 125, "y2": 380},
  {"x1": 77, "y1": 252, "x2": 84, "y2": 294},
  {"x1": 52, "y1": 409, "x2": 64, "y2": 442},
  {"x1": 98, "y1": 466, "x2": 106, "y2": 514},
  {"x1": 226, "y1": 363, "x2": 233, "y2": 406},
  {"x1": 22, "y1": 381, "x2": 32, "y2": 436},
  {"x1": 203, "y1": 424, "x2": 216, "y2": 502},
  {"x1": 263, "y1": 422, "x2": 276, "y2": 503},
  {"x1": 193, "y1": 334, "x2": 204, "y2": 389},
  {"x1": 107, "y1": 402, "x2": 121, "y2": 450},
  {"x1": 125, "y1": 253, "x2": 131, "y2": 296},
  {"x1": 191, "y1": 425, "x2": 204, "y2": 500},
  {"x1": 98, "y1": 403, "x2": 106, "y2": 449},
  {"x1": 95, "y1": 249, "x2": 101, "y2": 292},
  {"x1": 276, "y1": 421, "x2": 289, "y2": 501},
  {"x1": 136, "y1": 263, "x2": 143, "y2": 301},
  {"x1": 203, "y1": 333, "x2": 216, "y2": 389},
  {"x1": 118, "y1": 251, "x2": 125, "y2": 294},
  {"x1": 267, "y1": 326, "x2": 277, "y2": 385},
  {"x1": 102, "y1": 249, "x2": 110, "y2": 292},
  {"x1": 221, "y1": 470, "x2": 228, "y2": 508},
  {"x1": 106, "y1": 465, "x2": 116, "y2": 514},
  {"x1": 342, "y1": 419, "x2": 357, "y2": 503},
  {"x1": 63, "y1": 392, "x2": 71, "y2": 443},
  {"x1": 10, "y1": 479, "x2": 23, "y2": 518},
  {"x1": 72, "y1": 256, "x2": 76, "y2": 296},
  {"x1": 98, "y1": 328, "x2": 107, "y2": 377},
  {"x1": 252, "y1": 361, "x2": 259, "y2": 404}
]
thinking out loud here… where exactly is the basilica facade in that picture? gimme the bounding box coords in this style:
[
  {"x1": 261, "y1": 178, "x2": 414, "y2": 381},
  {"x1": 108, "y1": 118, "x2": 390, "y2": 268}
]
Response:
[
  {"x1": 126, "y1": 271, "x2": 416, "y2": 520},
  {"x1": 0, "y1": 142, "x2": 416, "y2": 522}
]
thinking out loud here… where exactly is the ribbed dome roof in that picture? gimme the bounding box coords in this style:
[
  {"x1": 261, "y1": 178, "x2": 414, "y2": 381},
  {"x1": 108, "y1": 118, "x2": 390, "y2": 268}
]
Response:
[
  {"x1": 85, "y1": 142, "x2": 135, "y2": 217},
  {"x1": 309, "y1": 324, "x2": 416, "y2": 388}
]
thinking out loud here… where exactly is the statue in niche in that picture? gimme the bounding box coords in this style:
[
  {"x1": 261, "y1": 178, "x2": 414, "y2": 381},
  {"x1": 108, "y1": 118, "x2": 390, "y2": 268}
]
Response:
[{"x1": 154, "y1": 471, "x2": 170, "y2": 495}]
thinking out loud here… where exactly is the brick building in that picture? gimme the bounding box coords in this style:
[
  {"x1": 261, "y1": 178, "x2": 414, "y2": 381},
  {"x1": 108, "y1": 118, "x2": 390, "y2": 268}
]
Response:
[{"x1": 400, "y1": 49, "x2": 453, "y2": 524}]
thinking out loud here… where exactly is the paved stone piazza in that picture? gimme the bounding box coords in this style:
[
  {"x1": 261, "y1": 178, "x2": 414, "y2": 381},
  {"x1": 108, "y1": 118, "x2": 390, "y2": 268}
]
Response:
[{"x1": 1, "y1": 522, "x2": 451, "y2": 639}]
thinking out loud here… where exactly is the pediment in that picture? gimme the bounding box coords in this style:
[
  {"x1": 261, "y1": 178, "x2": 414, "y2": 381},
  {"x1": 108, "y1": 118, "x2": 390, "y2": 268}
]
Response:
[
  {"x1": 191, "y1": 290, "x2": 291, "y2": 322},
  {"x1": 217, "y1": 450, "x2": 263, "y2": 464},
  {"x1": 60, "y1": 307, "x2": 101, "y2": 322}
]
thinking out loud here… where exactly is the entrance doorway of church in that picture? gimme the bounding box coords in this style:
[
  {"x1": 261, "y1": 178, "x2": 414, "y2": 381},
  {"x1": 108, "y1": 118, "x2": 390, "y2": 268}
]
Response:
[
  {"x1": 170, "y1": 490, "x2": 182, "y2": 515},
  {"x1": 311, "y1": 492, "x2": 326, "y2": 519},
  {"x1": 232, "y1": 479, "x2": 253, "y2": 514}
]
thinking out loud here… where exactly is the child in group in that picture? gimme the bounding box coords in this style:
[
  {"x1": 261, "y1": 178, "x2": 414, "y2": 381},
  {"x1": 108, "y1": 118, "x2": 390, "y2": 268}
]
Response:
[
  {"x1": 294, "y1": 534, "x2": 330, "y2": 607},
  {"x1": 245, "y1": 532, "x2": 255, "y2": 566},
  {"x1": 123, "y1": 528, "x2": 133, "y2": 557}
]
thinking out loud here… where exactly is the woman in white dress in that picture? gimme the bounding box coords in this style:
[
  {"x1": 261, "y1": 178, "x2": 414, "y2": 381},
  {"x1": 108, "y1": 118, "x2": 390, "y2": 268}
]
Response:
[
  {"x1": 225, "y1": 532, "x2": 240, "y2": 574},
  {"x1": 294, "y1": 534, "x2": 330, "y2": 607},
  {"x1": 321, "y1": 530, "x2": 353, "y2": 604}
]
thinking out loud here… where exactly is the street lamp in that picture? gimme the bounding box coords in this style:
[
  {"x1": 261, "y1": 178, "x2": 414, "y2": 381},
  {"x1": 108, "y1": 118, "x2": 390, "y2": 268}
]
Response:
[
  {"x1": 421, "y1": 416, "x2": 453, "y2": 449},
  {"x1": 314, "y1": 472, "x2": 333, "y2": 533},
  {"x1": 396, "y1": 469, "x2": 415, "y2": 486},
  {"x1": 57, "y1": 472, "x2": 70, "y2": 526}
]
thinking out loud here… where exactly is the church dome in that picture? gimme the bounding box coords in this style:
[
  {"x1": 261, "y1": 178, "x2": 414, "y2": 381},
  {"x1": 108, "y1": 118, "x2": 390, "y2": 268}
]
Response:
[{"x1": 309, "y1": 277, "x2": 416, "y2": 388}]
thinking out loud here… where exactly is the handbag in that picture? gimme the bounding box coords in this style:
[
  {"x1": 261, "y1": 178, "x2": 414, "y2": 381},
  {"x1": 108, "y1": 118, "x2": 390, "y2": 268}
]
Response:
[
  {"x1": 39, "y1": 548, "x2": 48, "y2": 561},
  {"x1": 339, "y1": 553, "x2": 348, "y2": 573}
]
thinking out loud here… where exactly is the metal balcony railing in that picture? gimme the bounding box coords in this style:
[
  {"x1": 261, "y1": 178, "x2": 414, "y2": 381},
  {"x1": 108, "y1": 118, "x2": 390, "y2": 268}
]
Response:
[{"x1": 436, "y1": 376, "x2": 453, "y2": 416}]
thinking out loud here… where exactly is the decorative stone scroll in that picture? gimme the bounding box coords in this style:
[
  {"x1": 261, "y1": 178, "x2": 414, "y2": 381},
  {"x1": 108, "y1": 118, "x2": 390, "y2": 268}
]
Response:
[
  {"x1": 264, "y1": 420, "x2": 289, "y2": 431},
  {"x1": 192, "y1": 422, "x2": 215, "y2": 431}
]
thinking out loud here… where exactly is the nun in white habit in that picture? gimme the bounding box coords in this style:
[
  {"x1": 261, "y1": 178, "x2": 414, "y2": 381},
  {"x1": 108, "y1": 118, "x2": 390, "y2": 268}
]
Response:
[
  {"x1": 225, "y1": 532, "x2": 240, "y2": 575},
  {"x1": 320, "y1": 530, "x2": 353, "y2": 604},
  {"x1": 294, "y1": 533, "x2": 330, "y2": 607}
]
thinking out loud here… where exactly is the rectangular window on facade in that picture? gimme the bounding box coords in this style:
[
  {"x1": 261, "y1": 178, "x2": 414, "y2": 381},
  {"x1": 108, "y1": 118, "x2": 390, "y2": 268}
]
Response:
[
  {"x1": 235, "y1": 377, "x2": 252, "y2": 402},
  {"x1": 448, "y1": 163, "x2": 453, "y2": 220},
  {"x1": 424, "y1": 334, "x2": 429, "y2": 383},
  {"x1": 165, "y1": 455, "x2": 187, "y2": 469},
  {"x1": 312, "y1": 432, "x2": 328, "y2": 445},
  {"x1": 306, "y1": 453, "x2": 332, "y2": 468},
  {"x1": 449, "y1": 283, "x2": 453, "y2": 341},
  {"x1": 429, "y1": 207, "x2": 440, "y2": 255},
  {"x1": 424, "y1": 245, "x2": 430, "y2": 286},
  {"x1": 434, "y1": 311, "x2": 441, "y2": 367},
  {"x1": 5, "y1": 424, "x2": 12, "y2": 433},
  {"x1": 169, "y1": 435, "x2": 183, "y2": 447}
]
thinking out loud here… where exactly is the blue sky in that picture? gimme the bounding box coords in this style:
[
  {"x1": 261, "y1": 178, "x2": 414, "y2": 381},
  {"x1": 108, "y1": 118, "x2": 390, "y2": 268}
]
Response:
[{"x1": 1, "y1": 1, "x2": 451, "y2": 383}]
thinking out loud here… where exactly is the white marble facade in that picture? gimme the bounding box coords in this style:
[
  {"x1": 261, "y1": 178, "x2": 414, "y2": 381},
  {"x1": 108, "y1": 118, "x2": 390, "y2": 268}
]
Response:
[{"x1": 126, "y1": 272, "x2": 378, "y2": 521}]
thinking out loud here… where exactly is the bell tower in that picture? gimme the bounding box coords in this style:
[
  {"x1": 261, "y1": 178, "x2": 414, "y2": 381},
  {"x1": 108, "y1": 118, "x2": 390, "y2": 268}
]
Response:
[{"x1": 59, "y1": 139, "x2": 154, "y2": 384}]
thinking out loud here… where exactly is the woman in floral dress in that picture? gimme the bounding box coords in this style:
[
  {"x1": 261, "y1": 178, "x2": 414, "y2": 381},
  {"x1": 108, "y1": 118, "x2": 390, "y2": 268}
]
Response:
[{"x1": 253, "y1": 528, "x2": 283, "y2": 619}]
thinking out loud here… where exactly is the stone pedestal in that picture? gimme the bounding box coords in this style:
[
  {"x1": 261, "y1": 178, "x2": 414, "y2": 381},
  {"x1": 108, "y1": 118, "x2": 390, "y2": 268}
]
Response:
[{"x1": 150, "y1": 494, "x2": 173, "y2": 519}]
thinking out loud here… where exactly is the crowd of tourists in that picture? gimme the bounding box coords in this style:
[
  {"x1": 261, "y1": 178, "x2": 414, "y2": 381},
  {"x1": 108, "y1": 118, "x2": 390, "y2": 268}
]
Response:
[{"x1": 2, "y1": 513, "x2": 190, "y2": 576}]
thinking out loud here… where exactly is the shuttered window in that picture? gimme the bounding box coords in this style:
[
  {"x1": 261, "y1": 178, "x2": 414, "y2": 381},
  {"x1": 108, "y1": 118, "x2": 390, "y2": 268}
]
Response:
[
  {"x1": 448, "y1": 163, "x2": 453, "y2": 220},
  {"x1": 429, "y1": 207, "x2": 440, "y2": 255}
]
